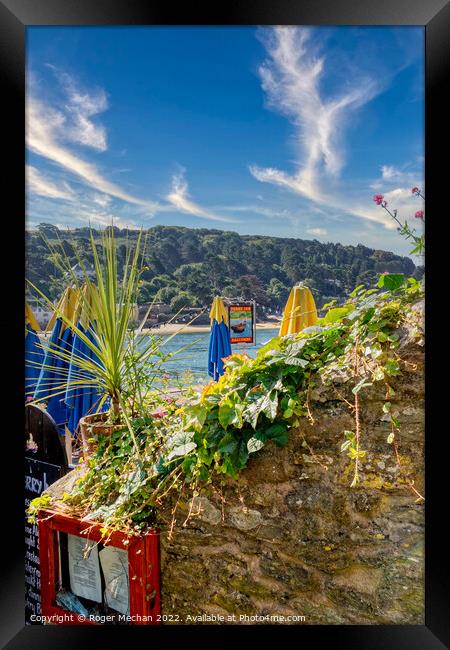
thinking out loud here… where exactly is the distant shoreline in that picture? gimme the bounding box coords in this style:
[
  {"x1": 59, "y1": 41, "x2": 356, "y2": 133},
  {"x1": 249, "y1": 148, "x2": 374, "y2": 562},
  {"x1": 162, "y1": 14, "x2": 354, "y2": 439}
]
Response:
[
  {"x1": 37, "y1": 321, "x2": 281, "y2": 337},
  {"x1": 137, "y1": 321, "x2": 281, "y2": 335}
]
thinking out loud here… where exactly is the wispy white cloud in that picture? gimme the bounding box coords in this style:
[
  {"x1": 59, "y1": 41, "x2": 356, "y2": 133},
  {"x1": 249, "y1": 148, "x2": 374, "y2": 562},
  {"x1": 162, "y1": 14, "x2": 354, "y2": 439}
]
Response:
[
  {"x1": 27, "y1": 190, "x2": 141, "y2": 230},
  {"x1": 306, "y1": 227, "x2": 327, "y2": 237},
  {"x1": 26, "y1": 165, "x2": 75, "y2": 200},
  {"x1": 26, "y1": 96, "x2": 160, "y2": 212},
  {"x1": 250, "y1": 27, "x2": 399, "y2": 228},
  {"x1": 252, "y1": 28, "x2": 381, "y2": 195},
  {"x1": 166, "y1": 169, "x2": 239, "y2": 223},
  {"x1": 381, "y1": 186, "x2": 425, "y2": 219},
  {"x1": 92, "y1": 193, "x2": 112, "y2": 208},
  {"x1": 367, "y1": 162, "x2": 424, "y2": 226},
  {"x1": 216, "y1": 203, "x2": 293, "y2": 219},
  {"x1": 369, "y1": 164, "x2": 423, "y2": 190},
  {"x1": 45, "y1": 65, "x2": 109, "y2": 151}
]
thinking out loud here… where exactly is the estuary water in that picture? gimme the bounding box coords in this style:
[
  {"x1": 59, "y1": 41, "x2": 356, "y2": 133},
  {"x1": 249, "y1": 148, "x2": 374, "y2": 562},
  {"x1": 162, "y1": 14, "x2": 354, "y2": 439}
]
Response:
[{"x1": 152, "y1": 328, "x2": 280, "y2": 384}]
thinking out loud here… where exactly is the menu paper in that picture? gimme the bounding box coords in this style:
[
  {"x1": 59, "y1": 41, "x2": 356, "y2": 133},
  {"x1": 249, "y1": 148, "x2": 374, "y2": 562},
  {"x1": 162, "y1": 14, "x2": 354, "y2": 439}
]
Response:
[
  {"x1": 68, "y1": 534, "x2": 102, "y2": 603},
  {"x1": 99, "y1": 546, "x2": 130, "y2": 615}
]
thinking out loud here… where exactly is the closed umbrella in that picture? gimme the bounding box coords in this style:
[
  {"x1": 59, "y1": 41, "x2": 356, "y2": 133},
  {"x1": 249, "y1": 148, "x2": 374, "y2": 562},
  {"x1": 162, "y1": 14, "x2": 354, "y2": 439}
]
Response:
[
  {"x1": 279, "y1": 285, "x2": 318, "y2": 336},
  {"x1": 25, "y1": 303, "x2": 44, "y2": 397},
  {"x1": 34, "y1": 287, "x2": 79, "y2": 431},
  {"x1": 208, "y1": 296, "x2": 232, "y2": 381},
  {"x1": 64, "y1": 283, "x2": 106, "y2": 434}
]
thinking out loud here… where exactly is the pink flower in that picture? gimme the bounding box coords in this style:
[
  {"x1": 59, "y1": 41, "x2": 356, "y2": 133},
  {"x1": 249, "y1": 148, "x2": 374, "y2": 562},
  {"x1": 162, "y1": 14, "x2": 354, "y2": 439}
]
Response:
[
  {"x1": 411, "y1": 187, "x2": 419, "y2": 194},
  {"x1": 373, "y1": 194, "x2": 384, "y2": 205},
  {"x1": 415, "y1": 210, "x2": 424, "y2": 219}
]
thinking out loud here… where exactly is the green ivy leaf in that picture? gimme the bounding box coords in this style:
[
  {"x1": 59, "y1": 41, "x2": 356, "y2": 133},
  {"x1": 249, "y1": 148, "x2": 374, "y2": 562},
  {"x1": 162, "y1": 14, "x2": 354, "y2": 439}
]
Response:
[
  {"x1": 247, "y1": 437, "x2": 264, "y2": 453},
  {"x1": 217, "y1": 432, "x2": 239, "y2": 454},
  {"x1": 385, "y1": 358, "x2": 400, "y2": 376},
  {"x1": 377, "y1": 273, "x2": 405, "y2": 292},
  {"x1": 235, "y1": 439, "x2": 250, "y2": 467},
  {"x1": 350, "y1": 284, "x2": 365, "y2": 298},
  {"x1": 264, "y1": 422, "x2": 289, "y2": 447},
  {"x1": 167, "y1": 441, "x2": 197, "y2": 460},
  {"x1": 245, "y1": 389, "x2": 278, "y2": 429},
  {"x1": 183, "y1": 404, "x2": 207, "y2": 432},
  {"x1": 340, "y1": 439, "x2": 352, "y2": 452},
  {"x1": 323, "y1": 306, "x2": 352, "y2": 324},
  {"x1": 360, "y1": 307, "x2": 375, "y2": 324},
  {"x1": 284, "y1": 357, "x2": 309, "y2": 367},
  {"x1": 352, "y1": 377, "x2": 373, "y2": 394},
  {"x1": 218, "y1": 402, "x2": 244, "y2": 429}
]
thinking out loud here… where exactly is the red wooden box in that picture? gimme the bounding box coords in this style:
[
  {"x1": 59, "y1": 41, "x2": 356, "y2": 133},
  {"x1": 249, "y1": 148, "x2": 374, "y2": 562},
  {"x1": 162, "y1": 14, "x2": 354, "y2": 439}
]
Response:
[{"x1": 38, "y1": 510, "x2": 161, "y2": 625}]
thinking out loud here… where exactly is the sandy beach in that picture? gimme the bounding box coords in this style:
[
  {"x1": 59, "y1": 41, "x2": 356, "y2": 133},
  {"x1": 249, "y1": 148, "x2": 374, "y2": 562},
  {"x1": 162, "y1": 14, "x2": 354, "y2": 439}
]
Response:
[{"x1": 137, "y1": 321, "x2": 280, "y2": 335}]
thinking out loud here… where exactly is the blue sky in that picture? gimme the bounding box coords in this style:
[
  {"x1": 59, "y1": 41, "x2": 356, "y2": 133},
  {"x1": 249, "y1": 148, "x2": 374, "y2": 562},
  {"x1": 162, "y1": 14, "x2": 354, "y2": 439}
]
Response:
[{"x1": 26, "y1": 26, "x2": 424, "y2": 257}]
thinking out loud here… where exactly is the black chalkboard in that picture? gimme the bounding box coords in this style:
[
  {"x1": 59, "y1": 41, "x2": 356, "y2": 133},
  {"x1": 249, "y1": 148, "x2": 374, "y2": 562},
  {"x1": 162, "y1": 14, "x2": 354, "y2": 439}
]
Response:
[
  {"x1": 25, "y1": 405, "x2": 70, "y2": 624},
  {"x1": 25, "y1": 458, "x2": 66, "y2": 623},
  {"x1": 25, "y1": 404, "x2": 68, "y2": 466}
]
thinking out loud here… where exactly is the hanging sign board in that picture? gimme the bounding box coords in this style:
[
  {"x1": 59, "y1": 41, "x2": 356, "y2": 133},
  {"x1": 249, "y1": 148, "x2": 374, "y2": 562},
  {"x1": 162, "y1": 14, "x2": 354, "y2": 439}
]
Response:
[
  {"x1": 25, "y1": 405, "x2": 70, "y2": 624},
  {"x1": 228, "y1": 303, "x2": 256, "y2": 345}
]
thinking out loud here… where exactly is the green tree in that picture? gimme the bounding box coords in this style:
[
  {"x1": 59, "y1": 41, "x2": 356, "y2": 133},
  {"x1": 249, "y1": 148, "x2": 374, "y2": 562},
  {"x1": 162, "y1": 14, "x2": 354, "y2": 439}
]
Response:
[
  {"x1": 156, "y1": 285, "x2": 178, "y2": 304},
  {"x1": 170, "y1": 291, "x2": 197, "y2": 312}
]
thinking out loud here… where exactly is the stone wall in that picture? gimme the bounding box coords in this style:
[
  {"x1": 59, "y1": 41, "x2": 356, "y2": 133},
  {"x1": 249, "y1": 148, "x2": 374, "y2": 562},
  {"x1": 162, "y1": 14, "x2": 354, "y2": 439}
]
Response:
[{"x1": 159, "y1": 309, "x2": 424, "y2": 624}]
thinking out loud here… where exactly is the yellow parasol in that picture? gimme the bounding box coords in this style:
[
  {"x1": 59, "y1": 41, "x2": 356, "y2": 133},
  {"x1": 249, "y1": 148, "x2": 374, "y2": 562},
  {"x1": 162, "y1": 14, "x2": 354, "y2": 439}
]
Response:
[
  {"x1": 25, "y1": 303, "x2": 41, "y2": 332},
  {"x1": 209, "y1": 295, "x2": 228, "y2": 325},
  {"x1": 279, "y1": 285, "x2": 318, "y2": 336},
  {"x1": 45, "y1": 286, "x2": 79, "y2": 333},
  {"x1": 73, "y1": 282, "x2": 101, "y2": 330}
]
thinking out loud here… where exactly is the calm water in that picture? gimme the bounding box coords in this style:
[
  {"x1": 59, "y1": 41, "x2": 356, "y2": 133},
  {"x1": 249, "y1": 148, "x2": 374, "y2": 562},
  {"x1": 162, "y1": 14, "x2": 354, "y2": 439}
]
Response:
[{"x1": 151, "y1": 328, "x2": 280, "y2": 384}]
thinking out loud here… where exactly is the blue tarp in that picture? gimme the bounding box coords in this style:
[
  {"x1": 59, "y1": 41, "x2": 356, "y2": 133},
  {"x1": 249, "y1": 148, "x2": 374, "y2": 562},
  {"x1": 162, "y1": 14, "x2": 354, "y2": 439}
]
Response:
[
  {"x1": 208, "y1": 319, "x2": 231, "y2": 381},
  {"x1": 64, "y1": 323, "x2": 106, "y2": 434},
  {"x1": 25, "y1": 323, "x2": 44, "y2": 397}
]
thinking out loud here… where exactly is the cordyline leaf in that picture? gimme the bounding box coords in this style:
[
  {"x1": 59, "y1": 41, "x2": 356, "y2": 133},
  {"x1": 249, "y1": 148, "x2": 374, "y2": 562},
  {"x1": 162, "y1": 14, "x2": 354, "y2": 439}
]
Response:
[{"x1": 26, "y1": 226, "x2": 195, "y2": 457}]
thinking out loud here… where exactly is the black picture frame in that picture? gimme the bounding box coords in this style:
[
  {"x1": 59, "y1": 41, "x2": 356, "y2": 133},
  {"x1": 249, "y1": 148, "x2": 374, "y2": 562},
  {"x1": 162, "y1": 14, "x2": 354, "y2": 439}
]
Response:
[{"x1": 1, "y1": 1, "x2": 447, "y2": 647}]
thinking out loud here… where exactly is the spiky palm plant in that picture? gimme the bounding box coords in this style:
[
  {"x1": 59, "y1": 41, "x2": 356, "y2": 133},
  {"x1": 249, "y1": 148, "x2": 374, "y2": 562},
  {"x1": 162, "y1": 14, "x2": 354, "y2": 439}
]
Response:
[{"x1": 27, "y1": 227, "x2": 190, "y2": 449}]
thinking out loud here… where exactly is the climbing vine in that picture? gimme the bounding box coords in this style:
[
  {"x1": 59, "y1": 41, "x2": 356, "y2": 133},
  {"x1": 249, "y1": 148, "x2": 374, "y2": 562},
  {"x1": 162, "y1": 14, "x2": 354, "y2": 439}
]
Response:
[{"x1": 28, "y1": 274, "x2": 424, "y2": 538}]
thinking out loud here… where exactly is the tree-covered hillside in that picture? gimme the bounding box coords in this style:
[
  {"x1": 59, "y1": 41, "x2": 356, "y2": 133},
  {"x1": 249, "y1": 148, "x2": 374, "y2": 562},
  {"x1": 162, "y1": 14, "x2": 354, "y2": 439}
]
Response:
[{"x1": 26, "y1": 223, "x2": 421, "y2": 314}]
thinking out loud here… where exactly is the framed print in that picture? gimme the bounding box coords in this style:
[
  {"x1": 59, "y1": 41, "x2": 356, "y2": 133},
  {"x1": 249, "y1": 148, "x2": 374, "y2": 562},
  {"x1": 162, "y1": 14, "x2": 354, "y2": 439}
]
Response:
[{"x1": 228, "y1": 304, "x2": 255, "y2": 345}]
